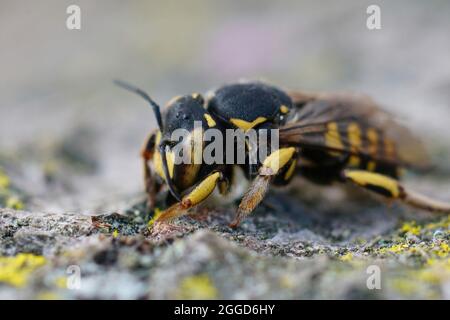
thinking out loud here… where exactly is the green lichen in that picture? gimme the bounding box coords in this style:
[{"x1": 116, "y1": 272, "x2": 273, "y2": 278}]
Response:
[{"x1": 0, "y1": 253, "x2": 47, "y2": 287}]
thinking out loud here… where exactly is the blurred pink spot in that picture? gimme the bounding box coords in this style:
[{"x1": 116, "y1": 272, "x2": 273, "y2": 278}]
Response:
[{"x1": 203, "y1": 20, "x2": 286, "y2": 76}]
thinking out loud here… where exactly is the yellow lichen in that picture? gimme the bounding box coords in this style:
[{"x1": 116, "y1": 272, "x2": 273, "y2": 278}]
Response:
[
  {"x1": 376, "y1": 238, "x2": 449, "y2": 265},
  {"x1": 6, "y1": 196, "x2": 24, "y2": 210},
  {"x1": 390, "y1": 259, "x2": 450, "y2": 297},
  {"x1": 400, "y1": 221, "x2": 421, "y2": 236},
  {"x1": 55, "y1": 276, "x2": 67, "y2": 289},
  {"x1": 340, "y1": 252, "x2": 353, "y2": 262},
  {"x1": 424, "y1": 216, "x2": 450, "y2": 231},
  {"x1": 0, "y1": 168, "x2": 25, "y2": 210},
  {"x1": 426, "y1": 258, "x2": 436, "y2": 266},
  {"x1": 390, "y1": 277, "x2": 439, "y2": 299},
  {"x1": 415, "y1": 269, "x2": 442, "y2": 285},
  {"x1": 176, "y1": 274, "x2": 218, "y2": 299},
  {"x1": 415, "y1": 258, "x2": 450, "y2": 284},
  {"x1": 0, "y1": 253, "x2": 47, "y2": 287},
  {"x1": 435, "y1": 242, "x2": 449, "y2": 258},
  {"x1": 36, "y1": 292, "x2": 60, "y2": 300},
  {"x1": 112, "y1": 229, "x2": 119, "y2": 238},
  {"x1": 391, "y1": 278, "x2": 420, "y2": 295},
  {"x1": 382, "y1": 243, "x2": 409, "y2": 254}
]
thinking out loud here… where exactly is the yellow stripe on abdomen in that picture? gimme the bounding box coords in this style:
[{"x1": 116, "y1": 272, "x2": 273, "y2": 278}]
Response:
[
  {"x1": 366, "y1": 128, "x2": 379, "y2": 171},
  {"x1": 325, "y1": 122, "x2": 344, "y2": 157},
  {"x1": 347, "y1": 122, "x2": 362, "y2": 167}
]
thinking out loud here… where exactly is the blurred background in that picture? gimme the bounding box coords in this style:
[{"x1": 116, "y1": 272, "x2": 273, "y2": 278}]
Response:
[{"x1": 1, "y1": 0, "x2": 450, "y2": 214}]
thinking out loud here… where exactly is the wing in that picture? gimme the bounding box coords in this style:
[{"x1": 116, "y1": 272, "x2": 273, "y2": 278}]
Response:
[{"x1": 280, "y1": 91, "x2": 431, "y2": 171}]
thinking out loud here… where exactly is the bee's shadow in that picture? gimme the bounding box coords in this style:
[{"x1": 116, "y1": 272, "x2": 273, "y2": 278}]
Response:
[{"x1": 227, "y1": 187, "x2": 428, "y2": 244}]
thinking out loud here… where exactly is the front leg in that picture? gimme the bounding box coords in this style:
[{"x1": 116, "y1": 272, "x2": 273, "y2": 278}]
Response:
[
  {"x1": 141, "y1": 132, "x2": 162, "y2": 210},
  {"x1": 230, "y1": 147, "x2": 296, "y2": 228},
  {"x1": 154, "y1": 171, "x2": 223, "y2": 223}
]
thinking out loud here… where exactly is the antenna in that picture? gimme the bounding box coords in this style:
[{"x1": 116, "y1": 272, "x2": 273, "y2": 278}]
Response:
[
  {"x1": 114, "y1": 79, "x2": 182, "y2": 201},
  {"x1": 114, "y1": 79, "x2": 164, "y2": 132}
]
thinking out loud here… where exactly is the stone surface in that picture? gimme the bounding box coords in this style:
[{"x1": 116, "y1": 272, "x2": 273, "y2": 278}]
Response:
[
  {"x1": 0, "y1": 199, "x2": 449, "y2": 299},
  {"x1": 1, "y1": 1, "x2": 450, "y2": 300}
]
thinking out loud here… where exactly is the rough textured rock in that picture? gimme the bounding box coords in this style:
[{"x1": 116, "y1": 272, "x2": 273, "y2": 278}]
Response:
[
  {"x1": 1, "y1": 199, "x2": 449, "y2": 299},
  {"x1": 1, "y1": 1, "x2": 450, "y2": 300}
]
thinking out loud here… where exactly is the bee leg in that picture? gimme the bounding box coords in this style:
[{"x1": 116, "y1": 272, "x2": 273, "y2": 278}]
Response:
[
  {"x1": 141, "y1": 133, "x2": 160, "y2": 210},
  {"x1": 218, "y1": 166, "x2": 233, "y2": 196},
  {"x1": 230, "y1": 147, "x2": 296, "y2": 228},
  {"x1": 342, "y1": 169, "x2": 450, "y2": 214},
  {"x1": 230, "y1": 175, "x2": 273, "y2": 228},
  {"x1": 154, "y1": 171, "x2": 223, "y2": 223}
]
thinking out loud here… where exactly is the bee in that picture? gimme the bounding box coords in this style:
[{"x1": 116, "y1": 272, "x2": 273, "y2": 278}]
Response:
[{"x1": 115, "y1": 80, "x2": 450, "y2": 228}]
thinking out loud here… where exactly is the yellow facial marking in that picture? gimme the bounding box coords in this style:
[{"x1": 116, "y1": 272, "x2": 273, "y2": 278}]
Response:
[
  {"x1": 154, "y1": 151, "x2": 163, "y2": 178},
  {"x1": 230, "y1": 117, "x2": 267, "y2": 131},
  {"x1": 183, "y1": 172, "x2": 221, "y2": 206},
  {"x1": 153, "y1": 132, "x2": 175, "y2": 179},
  {"x1": 280, "y1": 105, "x2": 289, "y2": 114},
  {"x1": 284, "y1": 160, "x2": 297, "y2": 181},
  {"x1": 153, "y1": 132, "x2": 164, "y2": 178},
  {"x1": 367, "y1": 128, "x2": 378, "y2": 156},
  {"x1": 347, "y1": 122, "x2": 362, "y2": 167},
  {"x1": 203, "y1": 114, "x2": 216, "y2": 127},
  {"x1": 345, "y1": 170, "x2": 400, "y2": 198},
  {"x1": 262, "y1": 147, "x2": 296, "y2": 175},
  {"x1": 155, "y1": 131, "x2": 162, "y2": 145},
  {"x1": 165, "y1": 151, "x2": 175, "y2": 178},
  {"x1": 325, "y1": 122, "x2": 344, "y2": 156}
]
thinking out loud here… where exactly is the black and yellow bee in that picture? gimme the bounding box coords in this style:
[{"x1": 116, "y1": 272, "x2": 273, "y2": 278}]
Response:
[{"x1": 115, "y1": 80, "x2": 450, "y2": 228}]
